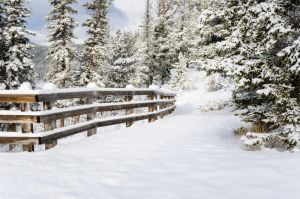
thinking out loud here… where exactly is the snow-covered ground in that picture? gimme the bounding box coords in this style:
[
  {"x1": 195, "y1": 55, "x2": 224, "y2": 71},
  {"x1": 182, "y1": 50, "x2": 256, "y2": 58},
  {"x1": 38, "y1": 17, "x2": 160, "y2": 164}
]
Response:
[{"x1": 0, "y1": 71, "x2": 299, "y2": 199}]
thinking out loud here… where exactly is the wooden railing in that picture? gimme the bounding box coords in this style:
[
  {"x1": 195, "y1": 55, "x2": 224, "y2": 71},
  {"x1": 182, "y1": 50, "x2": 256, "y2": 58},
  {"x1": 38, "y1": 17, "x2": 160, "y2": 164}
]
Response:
[{"x1": 0, "y1": 86, "x2": 176, "y2": 152}]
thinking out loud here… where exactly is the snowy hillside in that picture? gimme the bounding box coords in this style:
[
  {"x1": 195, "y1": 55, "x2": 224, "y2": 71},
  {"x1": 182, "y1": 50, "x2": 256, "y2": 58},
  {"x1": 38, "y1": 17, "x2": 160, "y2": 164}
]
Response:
[{"x1": 0, "y1": 71, "x2": 299, "y2": 199}]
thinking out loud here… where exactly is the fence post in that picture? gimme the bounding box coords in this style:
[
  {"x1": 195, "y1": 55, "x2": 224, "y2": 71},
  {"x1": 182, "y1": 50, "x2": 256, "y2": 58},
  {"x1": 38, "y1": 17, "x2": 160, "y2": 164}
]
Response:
[
  {"x1": 167, "y1": 96, "x2": 172, "y2": 115},
  {"x1": 159, "y1": 95, "x2": 165, "y2": 118},
  {"x1": 42, "y1": 83, "x2": 57, "y2": 149},
  {"x1": 20, "y1": 102, "x2": 34, "y2": 152},
  {"x1": 60, "y1": 118, "x2": 65, "y2": 128},
  {"x1": 170, "y1": 96, "x2": 175, "y2": 113},
  {"x1": 21, "y1": 103, "x2": 33, "y2": 133},
  {"x1": 8, "y1": 122, "x2": 17, "y2": 152},
  {"x1": 43, "y1": 101, "x2": 57, "y2": 149},
  {"x1": 148, "y1": 85, "x2": 158, "y2": 123},
  {"x1": 86, "y1": 96, "x2": 96, "y2": 136},
  {"x1": 125, "y1": 85, "x2": 134, "y2": 127},
  {"x1": 74, "y1": 98, "x2": 83, "y2": 124},
  {"x1": 86, "y1": 83, "x2": 98, "y2": 137},
  {"x1": 43, "y1": 101, "x2": 56, "y2": 131},
  {"x1": 18, "y1": 83, "x2": 34, "y2": 152}
]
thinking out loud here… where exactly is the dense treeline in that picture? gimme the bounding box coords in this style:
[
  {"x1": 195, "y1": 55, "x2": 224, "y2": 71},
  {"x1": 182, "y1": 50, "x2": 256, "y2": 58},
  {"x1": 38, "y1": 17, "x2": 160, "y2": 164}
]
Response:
[
  {"x1": 0, "y1": 0, "x2": 299, "y2": 149},
  {"x1": 187, "y1": 0, "x2": 300, "y2": 149}
]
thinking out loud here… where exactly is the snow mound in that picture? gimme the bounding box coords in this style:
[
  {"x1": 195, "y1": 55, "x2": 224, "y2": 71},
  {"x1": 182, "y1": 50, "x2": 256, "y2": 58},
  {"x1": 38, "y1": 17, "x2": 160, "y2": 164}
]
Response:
[
  {"x1": 86, "y1": 82, "x2": 100, "y2": 89},
  {"x1": 43, "y1": 82, "x2": 57, "y2": 90},
  {"x1": 149, "y1": 84, "x2": 159, "y2": 90},
  {"x1": 126, "y1": 84, "x2": 135, "y2": 89},
  {"x1": 18, "y1": 82, "x2": 32, "y2": 90}
]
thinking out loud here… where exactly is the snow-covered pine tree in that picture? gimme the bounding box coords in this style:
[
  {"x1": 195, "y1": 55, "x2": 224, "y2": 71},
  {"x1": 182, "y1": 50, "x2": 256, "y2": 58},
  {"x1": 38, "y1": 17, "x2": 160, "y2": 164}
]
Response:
[
  {"x1": 5, "y1": 0, "x2": 35, "y2": 89},
  {"x1": 167, "y1": 53, "x2": 188, "y2": 93},
  {"x1": 284, "y1": 0, "x2": 300, "y2": 30},
  {"x1": 192, "y1": 0, "x2": 244, "y2": 76},
  {"x1": 152, "y1": 0, "x2": 178, "y2": 85},
  {"x1": 106, "y1": 30, "x2": 137, "y2": 88},
  {"x1": 186, "y1": 0, "x2": 300, "y2": 150},
  {"x1": 135, "y1": 0, "x2": 152, "y2": 87},
  {"x1": 0, "y1": 0, "x2": 7, "y2": 89},
  {"x1": 0, "y1": 0, "x2": 7, "y2": 120},
  {"x1": 276, "y1": 36, "x2": 300, "y2": 137},
  {"x1": 170, "y1": 0, "x2": 193, "y2": 60},
  {"x1": 46, "y1": 0, "x2": 78, "y2": 88},
  {"x1": 135, "y1": 0, "x2": 192, "y2": 88},
  {"x1": 274, "y1": 0, "x2": 300, "y2": 133},
  {"x1": 170, "y1": 0, "x2": 208, "y2": 67},
  {"x1": 233, "y1": 0, "x2": 299, "y2": 134},
  {"x1": 131, "y1": 36, "x2": 150, "y2": 87},
  {"x1": 80, "y1": 0, "x2": 111, "y2": 86}
]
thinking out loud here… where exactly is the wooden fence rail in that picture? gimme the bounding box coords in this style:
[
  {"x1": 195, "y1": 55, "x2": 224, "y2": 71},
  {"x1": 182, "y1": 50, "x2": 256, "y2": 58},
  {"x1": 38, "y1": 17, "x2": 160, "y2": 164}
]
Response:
[{"x1": 0, "y1": 87, "x2": 176, "y2": 152}]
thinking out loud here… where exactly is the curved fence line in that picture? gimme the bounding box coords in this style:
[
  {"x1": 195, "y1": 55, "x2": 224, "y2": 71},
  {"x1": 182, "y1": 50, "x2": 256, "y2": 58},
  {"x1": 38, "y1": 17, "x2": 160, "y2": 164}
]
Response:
[{"x1": 0, "y1": 87, "x2": 177, "y2": 152}]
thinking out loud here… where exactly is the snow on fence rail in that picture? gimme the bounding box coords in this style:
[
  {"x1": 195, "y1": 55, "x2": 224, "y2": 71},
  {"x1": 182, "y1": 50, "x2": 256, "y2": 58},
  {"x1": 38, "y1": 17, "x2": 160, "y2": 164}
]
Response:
[{"x1": 0, "y1": 86, "x2": 176, "y2": 152}]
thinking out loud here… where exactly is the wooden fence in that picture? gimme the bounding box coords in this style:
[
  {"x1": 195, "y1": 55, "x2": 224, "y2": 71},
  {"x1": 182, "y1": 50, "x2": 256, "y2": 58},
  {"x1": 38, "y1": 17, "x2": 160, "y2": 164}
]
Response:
[{"x1": 0, "y1": 87, "x2": 176, "y2": 152}]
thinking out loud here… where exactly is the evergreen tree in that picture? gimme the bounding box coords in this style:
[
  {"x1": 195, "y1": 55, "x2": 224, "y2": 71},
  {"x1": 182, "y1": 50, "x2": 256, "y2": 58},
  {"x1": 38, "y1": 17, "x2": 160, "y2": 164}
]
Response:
[
  {"x1": 187, "y1": 0, "x2": 300, "y2": 149},
  {"x1": 0, "y1": 0, "x2": 7, "y2": 89},
  {"x1": 192, "y1": 0, "x2": 243, "y2": 76},
  {"x1": 281, "y1": 37, "x2": 300, "y2": 103},
  {"x1": 131, "y1": 36, "x2": 150, "y2": 87},
  {"x1": 137, "y1": 0, "x2": 152, "y2": 86},
  {"x1": 106, "y1": 30, "x2": 137, "y2": 88},
  {"x1": 171, "y1": 0, "x2": 192, "y2": 59},
  {"x1": 80, "y1": 0, "x2": 111, "y2": 86},
  {"x1": 231, "y1": 0, "x2": 294, "y2": 130},
  {"x1": 284, "y1": 0, "x2": 300, "y2": 30},
  {"x1": 46, "y1": 0, "x2": 78, "y2": 88},
  {"x1": 5, "y1": 0, "x2": 35, "y2": 89},
  {"x1": 152, "y1": 0, "x2": 178, "y2": 85},
  {"x1": 276, "y1": 0, "x2": 300, "y2": 130},
  {"x1": 167, "y1": 53, "x2": 189, "y2": 92}
]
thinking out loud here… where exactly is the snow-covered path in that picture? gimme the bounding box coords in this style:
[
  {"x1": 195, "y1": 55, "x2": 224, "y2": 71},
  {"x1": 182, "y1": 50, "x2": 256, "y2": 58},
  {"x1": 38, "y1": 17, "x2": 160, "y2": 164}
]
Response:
[{"x1": 0, "y1": 73, "x2": 300, "y2": 199}]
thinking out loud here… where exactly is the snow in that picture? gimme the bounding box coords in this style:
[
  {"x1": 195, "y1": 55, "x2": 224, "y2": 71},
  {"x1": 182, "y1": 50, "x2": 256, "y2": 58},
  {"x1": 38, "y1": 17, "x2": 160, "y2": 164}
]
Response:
[
  {"x1": 86, "y1": 82, "x2": 100, "y2": 89},
  {"x1": 149, "y1": 84, "x2": 159, "y2": 90},
  {"x1": 0, "y1": 71, "x2": 299, "y2": 199},
  {"x1": 126, "y1": 84, "x2": 135, "y2": 89},
  {"x1": 43, "y1": 82, "x2": 57, "y2": 90},
  {"x1": 18, "y1": 82, "x2": 32, "y2": 91}
]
